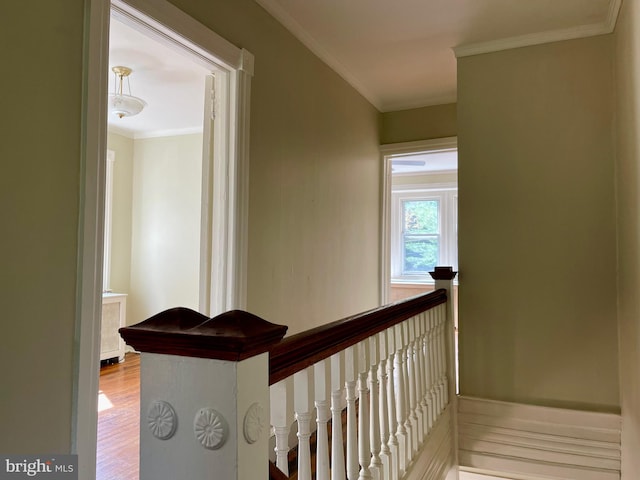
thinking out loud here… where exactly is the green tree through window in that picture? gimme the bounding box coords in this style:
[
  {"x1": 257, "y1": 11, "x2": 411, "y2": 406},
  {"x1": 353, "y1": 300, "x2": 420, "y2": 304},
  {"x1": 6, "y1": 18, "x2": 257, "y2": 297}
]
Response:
[{"x1": 402, "y1": 200, "x2": 439, "y2": 273}]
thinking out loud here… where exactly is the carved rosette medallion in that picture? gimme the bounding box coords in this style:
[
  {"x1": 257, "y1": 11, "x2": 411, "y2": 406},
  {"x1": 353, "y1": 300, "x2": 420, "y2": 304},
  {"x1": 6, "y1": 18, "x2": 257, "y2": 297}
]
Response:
[
  {"x1": 243, "y1": 402, "x2": 265, "y2": 444},
  {"x1": 147, "y1": 400, "x2": 177, "y2": 440},
  {"x1": 194, "y1": 408, "x2": 228, "y2": 450}
]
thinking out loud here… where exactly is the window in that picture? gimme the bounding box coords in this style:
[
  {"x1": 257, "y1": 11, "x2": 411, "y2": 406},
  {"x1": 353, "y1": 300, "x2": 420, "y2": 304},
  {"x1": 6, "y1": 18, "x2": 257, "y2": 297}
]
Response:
[{"x1": 391, "y1": 185, "x2": 457, "y2": 282}]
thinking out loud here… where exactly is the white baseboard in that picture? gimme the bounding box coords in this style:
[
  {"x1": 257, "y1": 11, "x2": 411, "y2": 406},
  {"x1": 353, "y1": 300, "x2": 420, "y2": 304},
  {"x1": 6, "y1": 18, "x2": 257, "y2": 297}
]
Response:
[{"x1": 458, "y1": 396, "x2": 621, "y2": 480}]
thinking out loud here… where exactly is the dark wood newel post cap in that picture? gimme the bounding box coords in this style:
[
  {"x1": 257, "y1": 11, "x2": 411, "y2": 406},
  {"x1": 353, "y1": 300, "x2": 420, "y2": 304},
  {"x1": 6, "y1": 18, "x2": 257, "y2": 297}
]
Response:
[
  {"x1": 429, "y1": 266, "x2": 458, "y2": 281},
  {"x1": 119, "y1": 308, "x2": 288, "y2": 361}
]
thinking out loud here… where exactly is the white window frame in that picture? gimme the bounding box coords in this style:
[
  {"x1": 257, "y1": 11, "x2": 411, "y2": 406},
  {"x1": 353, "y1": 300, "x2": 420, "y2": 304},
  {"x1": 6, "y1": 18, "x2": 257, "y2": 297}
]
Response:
[
  {"x1": 391, "y1": 183, "x2": 457, "y2": 283},
  {"x1": 76, "y1": 1, "x2": 253, "y2": 478},
  {"x1": 380, "y1": 137, "x2": 457, "y2": 304}
]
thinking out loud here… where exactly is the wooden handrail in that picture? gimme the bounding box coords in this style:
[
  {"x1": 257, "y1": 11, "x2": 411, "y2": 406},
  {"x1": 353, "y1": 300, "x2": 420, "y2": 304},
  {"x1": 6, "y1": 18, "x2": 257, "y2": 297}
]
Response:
[{"x1": 269, "y1": 289, "x2": 447, "y2": 385}]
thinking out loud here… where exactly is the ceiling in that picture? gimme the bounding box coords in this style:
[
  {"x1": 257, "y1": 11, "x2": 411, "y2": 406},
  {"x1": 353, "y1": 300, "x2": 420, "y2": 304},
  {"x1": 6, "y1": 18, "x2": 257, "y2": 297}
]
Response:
[
  {"x1": 108, "y1": 0, "x2": 620, "y2": 137},
  {"x1": 108, "y1": 17, "x2": 211, "y2": 138},
  {"x1": 255, "y1": 0, "x2": 620, "y2": 111}
]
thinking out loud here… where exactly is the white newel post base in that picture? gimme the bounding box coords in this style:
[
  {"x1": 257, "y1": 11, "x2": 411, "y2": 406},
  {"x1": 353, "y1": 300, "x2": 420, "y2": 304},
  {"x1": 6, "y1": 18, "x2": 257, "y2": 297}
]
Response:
[
  {"x1": 139, "y1": 352, "x2": 269, "y2": 480},
  {"x1": 429, "y1": 266, "x2": 459, "y2": 480},
  {"x1": 119, "y1": 308, "x2": 288, "y2": 480}
]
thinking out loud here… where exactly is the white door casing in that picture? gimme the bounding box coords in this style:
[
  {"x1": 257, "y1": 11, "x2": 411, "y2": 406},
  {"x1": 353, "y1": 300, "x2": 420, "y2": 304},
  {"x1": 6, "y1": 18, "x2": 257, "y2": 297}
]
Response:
[{"x1": 75, "y1": 0, "x2": 253, "y2": 478}]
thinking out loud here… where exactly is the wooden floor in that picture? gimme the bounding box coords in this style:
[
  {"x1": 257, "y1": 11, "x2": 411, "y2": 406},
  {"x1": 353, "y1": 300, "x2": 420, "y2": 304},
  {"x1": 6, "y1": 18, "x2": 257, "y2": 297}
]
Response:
[{"x1": 97, "y1": 353, "x2": 140, "y2": 480}]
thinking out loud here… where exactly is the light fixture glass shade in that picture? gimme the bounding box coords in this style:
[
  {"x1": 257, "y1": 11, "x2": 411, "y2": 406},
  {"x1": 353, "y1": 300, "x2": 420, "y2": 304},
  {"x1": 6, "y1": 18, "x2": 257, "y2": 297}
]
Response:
[{"x1": 109, "y1": 93, "x2": 147, "y2": 118}]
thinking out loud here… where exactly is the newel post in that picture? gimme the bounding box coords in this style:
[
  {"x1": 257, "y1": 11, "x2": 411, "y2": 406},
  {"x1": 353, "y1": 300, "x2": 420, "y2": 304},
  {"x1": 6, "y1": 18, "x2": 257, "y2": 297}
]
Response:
[
  {"x1": 429, "y1": 266, "x2": 459, "y2": 479},
  {"x1": 120, "y1": 308, "x2": 287, "y2": 480}
]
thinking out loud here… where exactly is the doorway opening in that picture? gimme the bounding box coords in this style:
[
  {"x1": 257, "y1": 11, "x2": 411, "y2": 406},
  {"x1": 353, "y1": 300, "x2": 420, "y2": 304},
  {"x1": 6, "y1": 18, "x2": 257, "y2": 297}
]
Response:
[
  {"x1": 75, "y1": 0, "x2": 253, "y2": 478},
  {"x1": 380, "y1": 137, "x2": 459, "y2": 388},
  {"x1": 97, "y1": 11, "x2": 215, "y2": 479}
]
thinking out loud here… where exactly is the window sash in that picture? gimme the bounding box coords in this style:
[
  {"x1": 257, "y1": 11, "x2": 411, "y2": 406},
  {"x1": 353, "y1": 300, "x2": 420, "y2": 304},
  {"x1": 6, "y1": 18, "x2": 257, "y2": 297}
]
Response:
[{"x1": 391, "y1": 186, "x2": 457, "y2": 282}]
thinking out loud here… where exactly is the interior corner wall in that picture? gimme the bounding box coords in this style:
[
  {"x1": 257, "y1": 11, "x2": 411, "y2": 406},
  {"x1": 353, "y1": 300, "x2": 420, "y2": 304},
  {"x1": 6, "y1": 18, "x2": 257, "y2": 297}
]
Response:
[
  {"x1": 128, "y1": 134, "x2": 202, "y2": 326},
  {"x1": 380, "y1": 103, "x2": 457, "y2": 145},
  {"x1": 0, "y1": 0, "x2": 85, "y2": 453},
  {"x1": 614, "y1": 0, "x2": 640, "y2": 476},
  {"x1": 457, "y1": 35, "x2": 619, "y2": 411},
  {"x1": 170, "y1": 0, "x2": 381, "y2": 333},
  {"x1": 107, "y1": 132, "x2": 134, "y2": 295}
]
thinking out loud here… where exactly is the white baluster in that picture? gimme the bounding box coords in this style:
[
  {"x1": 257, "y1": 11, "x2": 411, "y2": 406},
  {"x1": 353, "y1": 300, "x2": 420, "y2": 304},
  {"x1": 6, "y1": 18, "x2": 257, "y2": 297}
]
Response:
[
  {"x1": 418, "y1": 312, "x2": 430, "y2": 435},
  {"x1": 401, "y1": 321, "x2": 414, "y2": 459},
  {"x1": 345, "y1": 345, "x2": 359, "y2": 480},
  {"x1": 315, "y1": 359, "x2": 331, "y2": 480},
  {"x1": 270, "y1": 378, "x2": 294, "y2": 475},
  {"x1": 439, "y1": 305, "x2": 449, "y2": 406},
  {"x1": 424, "y1": 311, "x2": 434, "y2": 431},
  {"x1": 436, "y1": 307, "x2": 445, "y2": 413},
  {"x1": 331, "y1": 352, "x2": 346, "y2": 480},
  {"x1": 378, "y1": 332, "x2": 391, "y2": 480},
  {"x1": 406, "y1": 318, "x2": 419, "y2": 456},
  {"x1": 368, "y1": 335, "x2": 382, "y2": 479},
  {"x1": 386, "y1": 327, "x2": 399, "y2": 480},
  {"x1": 429, "y1": 310, "x2": 440, "y2": 419},
  {"x1": 294, "y1": 367, "x2": 314, "y2": 480},
  {"x1": 357, "y1": 341, "x2": 372, "y2": 480},
  {"x1": 411, "y1": 315, "x2": 424, "y2": 446},
  {"x1": 393, "y1": 323, "x2": 408, "y2": 475}
]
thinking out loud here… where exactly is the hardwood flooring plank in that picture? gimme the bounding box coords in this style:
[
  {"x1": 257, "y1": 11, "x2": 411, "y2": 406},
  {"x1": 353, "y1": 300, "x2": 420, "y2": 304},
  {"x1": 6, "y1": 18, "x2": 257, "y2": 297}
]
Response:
[{"x1": 97, "y1": 353, "x2": 140, "y2": 480}]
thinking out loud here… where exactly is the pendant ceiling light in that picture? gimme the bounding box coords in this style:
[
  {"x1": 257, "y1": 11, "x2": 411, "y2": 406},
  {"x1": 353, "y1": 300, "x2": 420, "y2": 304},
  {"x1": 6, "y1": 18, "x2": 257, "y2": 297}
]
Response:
[{"x1": 109, "y1": 66, "x2": 146, "y2": 119}]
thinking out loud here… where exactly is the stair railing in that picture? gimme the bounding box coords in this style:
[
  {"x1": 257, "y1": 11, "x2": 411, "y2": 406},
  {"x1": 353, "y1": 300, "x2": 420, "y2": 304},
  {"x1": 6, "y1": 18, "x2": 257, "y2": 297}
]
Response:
[{"x1": 120, "y1": 267, "x2": 457, "y2": 480}]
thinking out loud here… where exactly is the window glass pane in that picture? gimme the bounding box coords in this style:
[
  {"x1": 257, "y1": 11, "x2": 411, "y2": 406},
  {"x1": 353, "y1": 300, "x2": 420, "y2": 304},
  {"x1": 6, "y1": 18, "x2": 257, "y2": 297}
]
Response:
[
  {"x1": 403, "y1": 200, "x2": 439, "y2": 234},
  {"x1": 403, "y1": 236, "x2": 439, "y2": 273}
]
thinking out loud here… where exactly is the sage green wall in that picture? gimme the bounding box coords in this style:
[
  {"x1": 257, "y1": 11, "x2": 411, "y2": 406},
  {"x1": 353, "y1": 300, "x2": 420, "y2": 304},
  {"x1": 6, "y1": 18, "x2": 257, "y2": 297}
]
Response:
[
  {"x1": 614, "y1": 1, "x2": 640, "y2": 475},
  {"x1": 171, "y1": 0, "x2": 381, "y2": 333},
  {"x1": 0, "y1": 0, "x2": 85, "y2": 453},
  {"x1": 457, "y1": 36, "x2": 619, "y2": 411},
  {"x1": 107, "y1": 132, "x2": 134, "y2": 295},
  {"x1": 380, "y1": 103, "x2": 457, "y2": 145},
  {"x1": 1, "y1": 0, "x2": 381, "y2": 456}
]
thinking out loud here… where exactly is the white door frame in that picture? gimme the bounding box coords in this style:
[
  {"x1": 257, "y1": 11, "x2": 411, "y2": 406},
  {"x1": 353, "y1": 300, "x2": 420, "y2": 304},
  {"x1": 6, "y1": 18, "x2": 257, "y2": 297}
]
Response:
[
  {"x1": 75, "y1": 0, "x2": 253, "y2": 477},
  {"x1": 379, "y1": 137, "x2": 457, "y2": 305}
]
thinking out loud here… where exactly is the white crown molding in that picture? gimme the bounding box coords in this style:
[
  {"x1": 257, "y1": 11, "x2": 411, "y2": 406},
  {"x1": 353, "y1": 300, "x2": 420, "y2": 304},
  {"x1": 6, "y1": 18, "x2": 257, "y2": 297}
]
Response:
[
  {"x1": 454, "y1": 0, "x2": 622, "y2": 58},
  {"x1": 254, "y1": 0, "x2": 382, "y2": 110},
  {"x1": 380, "y1": 93, "x2": 458, "y2": 113},
  {"x1": 606, "y1": 0, "x2": 623, "y2": 32},
  {"x1": 134, "y1": 126, "x2": 203, "y2": 139},
  {"x1": 107, "y1": 125, "x2": 204, "y2": 139}
]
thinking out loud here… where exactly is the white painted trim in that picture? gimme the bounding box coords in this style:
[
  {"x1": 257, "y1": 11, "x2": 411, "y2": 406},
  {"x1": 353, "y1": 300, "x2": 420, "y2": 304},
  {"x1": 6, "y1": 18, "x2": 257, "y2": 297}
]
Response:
[
  {"x1": 230, "y1": 60, "x2": 252, "y2": 309},
  {"x1": 111, "y1": 0, "x2": 247, "y2": 73},
  {"x1": 458, "y1": 396, "x2": 622, "y2": 480},
  {"x1": 73, "y1": 2, "x2": 110, "y2": 480},
  {"x1": 198, "y1": 74, "x2": 215, "y2": 315},
  {"x1": 379, "y1": 137, "x2": 458, "y2": 305},
  {"x1": 132, "y1": 126, "x2": 203, "y2": 139},
  {"x1": 75, "y1": 1, "x2": 253, "y2": 478},
  {"x1": 393, "y1": 169, "x2": 458, "y2": 179},
  {"x1": 404, "y1": 404, "x2": 457, "y2": 480},
  {"x1": 380, "y1": 153, "x2": 392, "y2": 305},
  {"x1": 254, "y1": 0, "x2": 382, "y2": 110},
  {"x1": 107, "y1": 124, "x2": 204, "y2": 139},
  {"x1": 606, "y1": 0, "x2": 623, "y2": 33},
  {"x1": 460, "y1": 467, "x2": 536, "y2": 480},
  {"x1": 102, "y1": 150, "x2": 115, "y2": 291},
  {"x1": 454, "y1": 0, "x2": 622, "y2": 58},
  {"x1": 381, "y1": 137, "x2": 458, "y2": 156}
]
